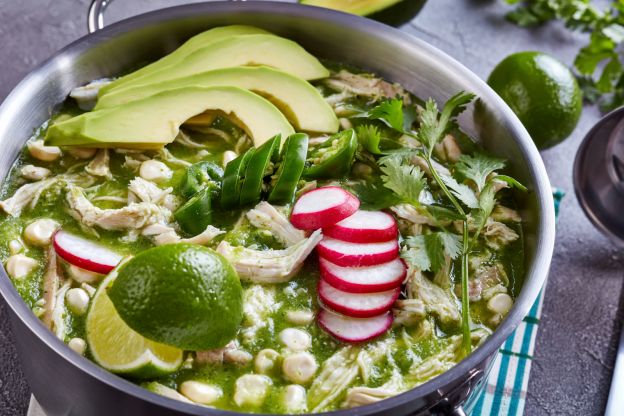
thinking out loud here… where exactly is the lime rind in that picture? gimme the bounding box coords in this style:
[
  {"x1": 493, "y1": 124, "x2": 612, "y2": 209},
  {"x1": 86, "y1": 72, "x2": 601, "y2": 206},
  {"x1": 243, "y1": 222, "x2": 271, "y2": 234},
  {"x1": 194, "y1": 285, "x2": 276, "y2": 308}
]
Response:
[{"x1": 86, "y1": 265, "x2": 183, "y2": 378}]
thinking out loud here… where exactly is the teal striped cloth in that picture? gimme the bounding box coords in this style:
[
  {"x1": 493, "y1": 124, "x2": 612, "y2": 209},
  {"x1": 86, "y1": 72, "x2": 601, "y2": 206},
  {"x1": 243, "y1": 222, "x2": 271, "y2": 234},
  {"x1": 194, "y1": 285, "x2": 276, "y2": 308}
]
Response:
[{"x1": 471, "y1": 189, "x2": 564, "y2": 416}]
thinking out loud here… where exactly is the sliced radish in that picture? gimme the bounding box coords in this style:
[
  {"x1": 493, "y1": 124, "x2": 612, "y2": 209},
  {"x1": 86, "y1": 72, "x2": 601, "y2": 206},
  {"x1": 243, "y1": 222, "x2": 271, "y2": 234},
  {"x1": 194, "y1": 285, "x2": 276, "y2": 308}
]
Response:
[
  {"x1": 53, "y1": 230, "x2": 122, "y2": 274},
  {"x1": 318, "y1": 308, "x2": 393, "y2": 343},
  {"x1": 317, "y1": 237, "x2": 399, "y2": 267},
  {"x1": 318, "y1": 279, "x2": 400, "y2": 318},
  {"x1": 323, "y1": 210, "x2": 398, "y2": 243},
  {"x1": 319, "y1": 257, "x2": 406, "y2": 293},
  {"x1": 290, "y1": 186, "x2": 359, "y2": 230}
]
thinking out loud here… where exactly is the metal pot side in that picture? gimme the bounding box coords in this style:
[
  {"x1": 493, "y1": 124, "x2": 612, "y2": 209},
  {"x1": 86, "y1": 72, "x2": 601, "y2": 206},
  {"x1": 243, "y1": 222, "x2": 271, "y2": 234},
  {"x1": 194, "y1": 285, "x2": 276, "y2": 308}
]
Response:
[{"x1": 0, "y1": 3, "x2": 555, "y2": 416}]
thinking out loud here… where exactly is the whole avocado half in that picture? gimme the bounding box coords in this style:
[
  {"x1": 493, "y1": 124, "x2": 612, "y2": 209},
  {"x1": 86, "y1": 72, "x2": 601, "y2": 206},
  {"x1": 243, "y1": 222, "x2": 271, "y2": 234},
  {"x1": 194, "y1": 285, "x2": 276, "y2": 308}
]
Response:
[{"x1": 300, "y1": 0, "x2": 428, "y2": 27}]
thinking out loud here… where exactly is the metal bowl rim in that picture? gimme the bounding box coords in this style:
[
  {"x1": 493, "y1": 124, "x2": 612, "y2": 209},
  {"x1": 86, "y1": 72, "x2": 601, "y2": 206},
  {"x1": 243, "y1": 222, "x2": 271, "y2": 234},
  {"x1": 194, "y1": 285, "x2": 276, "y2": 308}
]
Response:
[{"x1": 0, "y1": 2, "x2": 556, "y2": 415}]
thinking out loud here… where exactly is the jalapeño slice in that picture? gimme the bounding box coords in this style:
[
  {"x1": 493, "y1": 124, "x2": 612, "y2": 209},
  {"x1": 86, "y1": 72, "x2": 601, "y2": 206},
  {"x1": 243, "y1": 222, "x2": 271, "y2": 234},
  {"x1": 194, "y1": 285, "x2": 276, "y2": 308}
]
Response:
[
  {"x1": 239, "y1": 134, "x2": 281, "y2": 207},
  {"x1": 268, "y1": 133, "x2": 309, "y2": 205},
  {"x1": 220, "y1": 149, "x2": 255, "y2": 209},
  {"x1": 303, "y1": 129, "x2": 357, "y2": 179},
  {"x1": 178, "y1": 161, "x2": 223, "y2": 199},
  {"x1": 174, "y1": 187, "x2": 212, "y2": 235}
]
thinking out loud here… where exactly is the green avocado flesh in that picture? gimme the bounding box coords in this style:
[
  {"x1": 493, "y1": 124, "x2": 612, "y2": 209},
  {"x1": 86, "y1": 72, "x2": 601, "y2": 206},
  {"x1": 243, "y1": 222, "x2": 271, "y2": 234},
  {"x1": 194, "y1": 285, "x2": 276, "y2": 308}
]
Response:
[
  {"x1": 100, "y1": 25, "x2": 270, "y2": 94},
  {"x1": 0, "y1": 33, "x2": 525, "y2": 413},
  {"x1": 101, "y1": 34, "x2": 329, "y2": 96},
  {"x1": 300, "y1": 0, "x2": 404, "y2": 16},
  {"x1": 45, "y1": 86, "x2": 295, "y2": 148},
  {"x1": 96, "y1": 66, "x2": 339, "y2": 133}
]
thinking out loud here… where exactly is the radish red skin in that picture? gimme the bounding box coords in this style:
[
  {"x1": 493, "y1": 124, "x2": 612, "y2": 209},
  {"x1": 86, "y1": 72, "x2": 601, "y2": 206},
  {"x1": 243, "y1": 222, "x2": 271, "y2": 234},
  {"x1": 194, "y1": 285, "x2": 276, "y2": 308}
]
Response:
[
  {"x1": 317, "y1": 308, "x2": 393, "y2": 343},
  {"x1": 317, "y1": 238, "x2": 399, "y2": 267},
  {"x1": 290, "y1": 186, "x2": 359, "y2": 230},
  {"x1": 318, "y1": 279, "x2": 400, "y2": 318},
  {"x1": 319, "y1": 257, "x2": 406, "y2": 293},
  {"x1": 323, "y1": 210, "x2": 398, "y2": 243},
  {"x1": 53, "y1": 231, "x2": 121, "y2": 274}
]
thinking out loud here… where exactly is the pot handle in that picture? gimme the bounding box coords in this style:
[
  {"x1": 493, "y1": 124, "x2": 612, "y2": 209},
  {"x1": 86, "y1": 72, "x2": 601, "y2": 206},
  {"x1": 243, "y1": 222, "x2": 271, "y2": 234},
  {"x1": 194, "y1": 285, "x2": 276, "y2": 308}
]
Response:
[{"x1": 87, "y1": 0, "x2": 244, "y2": 33}]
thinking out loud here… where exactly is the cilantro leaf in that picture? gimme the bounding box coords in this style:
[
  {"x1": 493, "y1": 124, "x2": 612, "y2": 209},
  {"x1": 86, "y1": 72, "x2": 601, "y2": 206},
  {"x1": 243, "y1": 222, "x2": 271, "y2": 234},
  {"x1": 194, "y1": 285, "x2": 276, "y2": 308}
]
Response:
[
  {"x1": 368, "y1": 98, "x2": 404, "y2": 131},
  {"x1": 494, "y1": 174, "x2": 528, "y2": 191},
  {"x1": 454, "y1": 153, "x2": 506, "y2": 191},
  {"x1": 418, "y1": 92, "x2": 475, "y2": 156},
  {"x1": 439, "y1": 173, "x2": 479, "y2": 209},
  {"x1": 356, "y1": 124, "x2": 383, "y2": 155},
  {"x1": 402, "y1": 232, "x2": 462, "y2": 273},
  {"x1": 379, "y1": 156, "x2": 427, "y2": 206},
  {"x1": 349, "y1": 179, "x2": 401, "y2": 210}
]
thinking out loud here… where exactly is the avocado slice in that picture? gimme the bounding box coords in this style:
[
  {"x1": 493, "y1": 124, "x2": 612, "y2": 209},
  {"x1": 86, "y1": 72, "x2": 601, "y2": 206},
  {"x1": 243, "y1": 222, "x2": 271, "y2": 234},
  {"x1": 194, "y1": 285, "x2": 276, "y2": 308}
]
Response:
[
  {"x1": 102, "y1": 34, "x2": 329, "y2": 95},
  {"x1": 100, "y1": 25, "x2": 269, "y2": 94},
  {"x1": 95, "y1": 66, "x2": 339, "y2": 134},
  {"x1": 300, "y1": 0, "x2": 403, "y2": 15},
  {"x1": 45, "y1": 86, "x2": 295, "y2": 149}
]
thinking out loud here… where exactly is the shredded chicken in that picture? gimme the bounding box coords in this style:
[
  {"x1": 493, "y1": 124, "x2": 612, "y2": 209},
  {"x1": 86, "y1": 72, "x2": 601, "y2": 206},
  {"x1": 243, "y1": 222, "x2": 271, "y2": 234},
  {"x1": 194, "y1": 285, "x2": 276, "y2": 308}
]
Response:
[
  {"x1": 409, "y1": 336, "x2": 462, "y2": 383},
  {"x1": 175, "y1": 130, "x2": 207, "y2": 148},
  {"x1": 0, "y1": 177, "x2": 62, "y2": 217},
  {"x1": 128, "y1": 177, "x2": 173, "y2": 206},
  {"x1": 41, "y1": 247, "x2": 66, "y2": 334},
  {"x1": 216, "y1": 230, "x2": 322, "y2": 284},
  {"x1": 391, "y1": 204, "x2": 437, "y2": 227},
  {"x1": 405, "y1": 268, "x2": 461, "y2": 326},
  {"x1": 246, "y1": 202, "x2": 305, "y2": 246},
  {"x1": 483, "y1": 219, "x2": 519, "y2": 250},
  {"x1": 393, "y1": 298, "x2": 426, "y2": 327},
  {"x1": 433, "y1": 134, "x2": 462, "y2": 163},
  {"x1": 462, "y1": 264, "x2": 509, "y2": 302},
  {"x1": 492, "y1": 205, "x2": 521, "y2": 223},
  {"x1": 324, "y1": 70, "x2": 410, "y2": 103},
  {"x1": 66, "y1": 185, "x2": 169, "y2": 231},
  {"x1": 69, "y1": 78, "x2": 111, "y2": 110},
  {"x1": 308, "y1": 347, "x2": 360, "y2": 412},
  {"x1": 85, "y1": 149, "x2": 111, "y2": 178},
  {"x1": 151, "y1": 225, "x2": 224, "y2": 246},
  {"x1": 344, "y1": 372, "x2": 404, "y2": 408}
]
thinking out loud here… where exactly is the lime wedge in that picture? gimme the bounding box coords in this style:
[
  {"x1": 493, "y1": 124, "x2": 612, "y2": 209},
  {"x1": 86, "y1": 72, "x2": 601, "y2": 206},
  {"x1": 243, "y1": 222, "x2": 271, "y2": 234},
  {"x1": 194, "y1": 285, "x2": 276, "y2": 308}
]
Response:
[{"x1": 86, "y1": 265, "x2": 183, "y2": 378}]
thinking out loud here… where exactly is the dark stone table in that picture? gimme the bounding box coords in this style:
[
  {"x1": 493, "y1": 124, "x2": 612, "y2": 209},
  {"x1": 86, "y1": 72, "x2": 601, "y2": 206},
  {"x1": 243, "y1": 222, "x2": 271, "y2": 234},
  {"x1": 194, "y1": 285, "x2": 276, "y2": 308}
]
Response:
[{"x1": 0, "y1": 1, "x2": 622, "y2": 415}]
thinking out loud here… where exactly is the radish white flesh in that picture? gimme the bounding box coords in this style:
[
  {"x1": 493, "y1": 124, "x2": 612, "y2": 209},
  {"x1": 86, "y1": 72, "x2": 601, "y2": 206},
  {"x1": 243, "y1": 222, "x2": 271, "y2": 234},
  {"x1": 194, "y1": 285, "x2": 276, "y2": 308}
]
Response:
[
  {"x1": 317, "y1": 308, "x2": 393, "y2": 343},
  {"x1": 53, "y1": 230, "x2": 122, "y2": 274},
  {"x1": 318, "y1": 279, "x2": 400, "y2": 318},
  {"x1": 323, "y1": 210, "x2": 397, "y2": 243},
  {"x1": 317, "y1": 237, "x2": 398, "y2": 267},
  {"x1": 290, "y1": 186, "x2": 359, "y2": 230},
  {"x1": 319, "y1": 257, "x2": 406, "y2": 293}
]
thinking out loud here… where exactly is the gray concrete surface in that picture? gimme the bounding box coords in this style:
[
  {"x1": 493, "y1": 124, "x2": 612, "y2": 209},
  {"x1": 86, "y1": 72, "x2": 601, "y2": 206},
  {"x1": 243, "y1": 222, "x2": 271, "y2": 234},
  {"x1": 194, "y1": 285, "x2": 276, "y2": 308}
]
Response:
[{"x1": 0, "y1": 1, "x2": 622, "y2": 415}]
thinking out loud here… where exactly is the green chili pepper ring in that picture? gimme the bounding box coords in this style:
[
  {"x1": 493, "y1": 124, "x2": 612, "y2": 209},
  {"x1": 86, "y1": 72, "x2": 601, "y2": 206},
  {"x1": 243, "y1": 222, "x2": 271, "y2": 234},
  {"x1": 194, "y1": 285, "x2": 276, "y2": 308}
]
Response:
[
  {"x1": 239, "y1": 134, "x2": 281, "y2": 206},
  {"x1": 268, "y1": 133, "x2": 309, "y2": 205},
  {"x1": 303, "y1": 129, "x2": 357, "y2": 179},
  {"x1": 174, "y1": 187, "x2": 212, "y2": 235},
  {"x1": 178, "y1": 161, "x2": 223, "y2": 198},
  {"x1": 220, "y1": 149, "x2": 255, "y2": 209}
]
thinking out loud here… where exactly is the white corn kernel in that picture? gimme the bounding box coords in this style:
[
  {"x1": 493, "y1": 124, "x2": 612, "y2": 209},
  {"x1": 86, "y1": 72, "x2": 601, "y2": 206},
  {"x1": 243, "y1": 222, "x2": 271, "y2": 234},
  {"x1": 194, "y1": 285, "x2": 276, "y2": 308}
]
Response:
[
  {"x1": 233, "y1": 374, "x2": 272, "y2": 407},
  {"x1": 222, "y1": 151, "x2": 238, "y2": 166},
  {"x1": 283, "y1": 384, "x2": 307, "y2": 413},
  {"x1": 279, "y1": 328, "x2": 311, "y2": 351},
  {"x1": 66, "y1": 263, "x2": 104, "y2": 284},
  {"x1": 27, "y1": 141, "x2": 61, "y2": 162},
  {"x1": 20, "y1": 165, "x2": 51, "y2": 181},
  {"x1": 224, "y1": 349, "x2": 253, "y2": 366},
  {"x1": 23, "y1": 219, "x2": 60, "y2": 247},
  {"x1": 5, "y1": 254, "x2": 38, "y2": 279},
  {"x1": 282, "y1": 352, "x2": 317, "y2": 384},
  {"x1": 179, "y1": 381, "x2": 222, "y2": 405},
  {"x1": 8, "y1": 240, "x2": 23, "y2": 255},
  {"x1": 286, "y1": 310, "x2": 314, "y2": 326},
  {"x1": 66, "y1": 288, "x2": 90, "y2": 316},
  {"x1": 487, "y1": 293, "x2": 513, "y2": 315},
  {"x1": 68, "y1": 337, "x2": 87, "y2": 355},
  {"x1": 140, "y1": 160, "x2": 172, "y2": 183},
  {"x1": 66, "y1": 147, "x2": 97, "y2": 159},
  {"x1": 254, "y1": 349, "x2": 280, "y2": 374}
]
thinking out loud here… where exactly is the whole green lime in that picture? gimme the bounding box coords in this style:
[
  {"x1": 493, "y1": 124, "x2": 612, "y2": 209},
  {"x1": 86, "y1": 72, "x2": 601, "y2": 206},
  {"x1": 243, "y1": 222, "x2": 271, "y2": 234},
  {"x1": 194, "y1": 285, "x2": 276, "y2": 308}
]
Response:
[
  {"x1": 487, "y1": 51, "x2": 582, "y2": 149},
  {"x1": 108, "y1": 244, "x2": 243, "y2": 351}
]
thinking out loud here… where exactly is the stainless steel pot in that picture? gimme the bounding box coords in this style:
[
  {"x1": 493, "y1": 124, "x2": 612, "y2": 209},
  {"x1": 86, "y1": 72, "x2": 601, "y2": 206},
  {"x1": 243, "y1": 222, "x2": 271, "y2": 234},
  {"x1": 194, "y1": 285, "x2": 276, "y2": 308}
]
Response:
[{"x1": 0, "y1": 2, "x2": 555, "y2": 415}]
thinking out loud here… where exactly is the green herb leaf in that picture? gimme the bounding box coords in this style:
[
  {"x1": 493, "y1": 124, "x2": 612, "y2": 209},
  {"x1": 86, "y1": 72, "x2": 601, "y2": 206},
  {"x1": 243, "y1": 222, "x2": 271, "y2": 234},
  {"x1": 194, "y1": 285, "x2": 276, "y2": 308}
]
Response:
[
  {"x1": 418, "y1": 92, "x2": 475, "y2": 156},
  {"x1": 349, "y1": 179, "x2": 401, "y2": 210},
  {"x1": 439, "y1": 173, "x2": 479, "y2": 209},
  {"x1": 494, "y1": 174, "x2": 528, "y2": 191},
  {"x1": 426, "y1": 204, "x2": 465, "y2": 221},
  {"x1": 356, "y1": 124, "x2": 383, "y2": 155},
  {"x1": 403, "y1": 232, "x2": 462, "y2": 273},
  {"x1": 368, "y1": 98, "x2": 404, "y2": 131},
  {"x1": 379, "y1": 156, "x2": 427, "y2": 206},
  {"x1": 454, "y1": 153, "x2": 506, "y2": 191}
]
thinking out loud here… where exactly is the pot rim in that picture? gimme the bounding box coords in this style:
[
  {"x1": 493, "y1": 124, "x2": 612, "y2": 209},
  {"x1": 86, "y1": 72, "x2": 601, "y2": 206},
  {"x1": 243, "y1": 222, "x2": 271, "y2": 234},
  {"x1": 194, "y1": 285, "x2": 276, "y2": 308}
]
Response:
[{"x1": 0, "y1": 2, "x2": 555, "y2": 415}]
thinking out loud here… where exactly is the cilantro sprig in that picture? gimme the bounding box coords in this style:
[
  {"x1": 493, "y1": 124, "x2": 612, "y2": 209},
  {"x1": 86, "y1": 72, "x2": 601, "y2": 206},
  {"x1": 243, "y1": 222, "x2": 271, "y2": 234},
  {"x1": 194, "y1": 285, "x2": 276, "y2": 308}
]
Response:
[{"x1": 504, "y1": 0, "x2": 624, "y2": 111}]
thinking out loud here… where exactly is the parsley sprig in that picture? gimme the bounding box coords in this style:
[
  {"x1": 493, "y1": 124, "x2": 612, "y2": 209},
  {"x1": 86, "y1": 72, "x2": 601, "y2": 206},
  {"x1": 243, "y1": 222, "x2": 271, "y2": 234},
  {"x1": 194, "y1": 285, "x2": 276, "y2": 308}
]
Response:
[{"x1": 504, "y1": 0, "x2": 624, "y2": 111}]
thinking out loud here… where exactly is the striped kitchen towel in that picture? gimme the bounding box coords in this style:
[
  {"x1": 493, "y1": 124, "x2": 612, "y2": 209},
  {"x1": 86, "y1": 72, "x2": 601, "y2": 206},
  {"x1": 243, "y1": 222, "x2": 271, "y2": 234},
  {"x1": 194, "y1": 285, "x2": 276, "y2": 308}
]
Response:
[{"x1": 471, "y1": 189, "x2": 564, "y2": 416}]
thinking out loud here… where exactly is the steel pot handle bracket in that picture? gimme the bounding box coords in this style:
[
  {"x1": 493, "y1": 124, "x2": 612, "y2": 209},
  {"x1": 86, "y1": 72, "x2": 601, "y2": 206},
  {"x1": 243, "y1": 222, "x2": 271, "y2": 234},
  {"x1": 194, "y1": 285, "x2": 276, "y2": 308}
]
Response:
[{"x1": 87, "y1": 0, "x2": 244, "y2": 33}]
